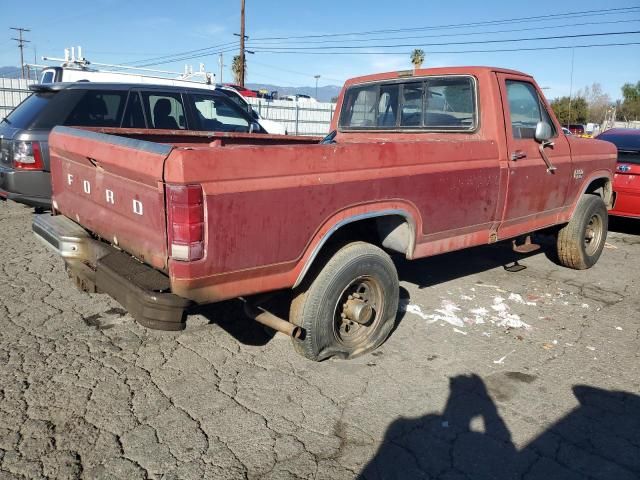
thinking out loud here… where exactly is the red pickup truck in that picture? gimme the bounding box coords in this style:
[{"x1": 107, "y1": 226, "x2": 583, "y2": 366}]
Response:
[{"x1": 34, "y1": 66, "x2": 617, "y2": 361}]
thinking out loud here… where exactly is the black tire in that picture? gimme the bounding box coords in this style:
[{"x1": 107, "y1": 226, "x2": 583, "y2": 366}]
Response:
[
  {"x1": 557, "y1": 194, "x2": 608, "y2": 270},
  {"x1": 290, "y1": 242, "x2": 399, "y2": 361}
]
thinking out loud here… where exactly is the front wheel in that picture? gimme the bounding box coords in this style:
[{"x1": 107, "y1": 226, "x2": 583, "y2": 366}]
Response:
[
  {"x1": 556, "y1": 194, "x2": 608, "y2": 270},
  {"x1": 290, "y1": 242, "x2": 399, "y2": 361}
]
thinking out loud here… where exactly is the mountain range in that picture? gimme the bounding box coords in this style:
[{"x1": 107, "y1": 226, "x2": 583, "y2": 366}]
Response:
[{"x1": 246, "y1": 83, "x2": 342, "y2": 102}]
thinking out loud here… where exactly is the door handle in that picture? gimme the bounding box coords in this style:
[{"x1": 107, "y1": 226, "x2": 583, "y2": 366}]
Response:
[{"x1": 510, "y1": 150, "x2": 527, "y2": 161}]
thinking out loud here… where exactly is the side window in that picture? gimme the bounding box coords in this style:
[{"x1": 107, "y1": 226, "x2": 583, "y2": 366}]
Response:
[
  {"x1": 190, "y1": 94, "x2": 250, "y2": 132},
  {"x1": 339, "y1": 85, "x2": 377, "y2": 128},
  {"x1": 425, "y1": 77, "x2": 476, "y2": 129},
  {"x1": 64, "y1": 90, "x2": 127, "y2": 127},
  {"x1": 143, "y1": 93, "x2": 186, "y2": 130},
  {"x1": 41, "y1": 71, "x2": 55, "y2": 84},
  {"x1": 506, "y1": 81, "x2": 555, "y2": 139},
  {"x1": 121, "y1": 92, "x2": 146, "y2": 128},
  {"x1": 400, "y1": 83, "x2": 423, "y2": 127},
  {"x1": 377, "y1": 84, "x2": 399, "y2": 127}
]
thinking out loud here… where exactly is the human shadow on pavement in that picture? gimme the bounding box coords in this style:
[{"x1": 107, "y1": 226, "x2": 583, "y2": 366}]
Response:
[{"x1": 358, "y1": 374, "x2": 640, "y2": 480}]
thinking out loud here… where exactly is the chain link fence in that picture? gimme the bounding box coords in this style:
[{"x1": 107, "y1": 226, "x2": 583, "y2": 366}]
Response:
[{"x1": 0, "y1": 78, "x2": 36, "y2": 119}]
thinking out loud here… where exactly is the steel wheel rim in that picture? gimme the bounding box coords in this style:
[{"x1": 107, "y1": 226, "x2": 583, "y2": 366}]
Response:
[
  {"x1": 584, "y1": 213, "x2": 603, "y2": 256},
  {"x1": 333, "y1": 275, "x2": 384, "y2": 348}
]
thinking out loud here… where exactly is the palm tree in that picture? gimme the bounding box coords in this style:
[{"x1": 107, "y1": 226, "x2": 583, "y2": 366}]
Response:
[
  {"x1": 410, "y1": 49, "x2": 425, "y2": 70},
  {"x1": 232, "y1": 55, "x2": 246, "y2": 84}
]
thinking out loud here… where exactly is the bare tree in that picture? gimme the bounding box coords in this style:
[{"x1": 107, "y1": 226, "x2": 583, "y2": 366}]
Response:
[{"x1": 576, "y1": 83, "x2": 612, "y2": 124}]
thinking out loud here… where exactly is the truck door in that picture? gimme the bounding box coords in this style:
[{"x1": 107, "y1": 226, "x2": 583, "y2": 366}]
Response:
[{"x1": 496, "y1": 74, "x2": 573, "y2": 234}]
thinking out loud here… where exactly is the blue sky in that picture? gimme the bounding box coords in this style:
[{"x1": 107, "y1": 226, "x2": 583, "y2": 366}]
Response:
[{"x1": 1, "y1": 0, "x2": 639, "y2": 100}]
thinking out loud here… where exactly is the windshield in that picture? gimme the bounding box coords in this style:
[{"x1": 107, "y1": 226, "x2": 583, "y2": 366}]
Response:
[
  {"x1": 2, "y1": 93, "x2": 55, "y2": 129},
  {"x1": 619, "y1": 151, "x2": 640, "y2": 165}
]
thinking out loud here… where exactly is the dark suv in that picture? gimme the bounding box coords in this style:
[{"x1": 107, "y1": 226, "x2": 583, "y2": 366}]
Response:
[{"x1": 0, "y1": 82, "x2": 262, "y2": 209}]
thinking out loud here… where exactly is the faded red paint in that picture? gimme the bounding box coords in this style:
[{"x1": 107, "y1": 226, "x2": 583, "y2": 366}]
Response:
[{"x1": 49, "y1": 67, "x2": 618, "y2": 304}]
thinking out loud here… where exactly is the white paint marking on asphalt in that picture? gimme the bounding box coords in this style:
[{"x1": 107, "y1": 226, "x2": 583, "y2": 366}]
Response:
[
  {"x1": 508, "y1": 292, "x2": 537, "y2": 306},
  {"x1": 453, "y1": 328, "x2": 468, "y2": 335},
  {"x1": 493, "y1": 349, "x2": 516, "y2": 365},
  {"x1": 475, "y1": 283, "x2": 507, "y2": 293}
]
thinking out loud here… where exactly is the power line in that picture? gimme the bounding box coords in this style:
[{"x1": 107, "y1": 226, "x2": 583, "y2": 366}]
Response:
[
  {"x1": 134, "y1": 46, "x2": 240, "y2": 68},
  {"x1": 253, "y1": 17, "x2": 640, "y2": 46},
  {"x1": 251, "y1": 41, "x2": 640, "y2": 55},
  {"x1": 126, "y1": 41, "x2": 239, "y2": 67},
  {"x1": 250, "y1": 6, "x2": 640, "y2": 41},
  {"x1": 249, "y1": 30, "x2": 640, "y2": 52},
  {"x1": 249, "y1": 59, "x2": 344, "y2": 83}
]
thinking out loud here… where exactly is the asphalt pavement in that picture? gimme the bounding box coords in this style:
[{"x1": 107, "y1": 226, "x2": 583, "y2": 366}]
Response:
[{"x1": 0, "y1": 199, "x2": 638, "y2": 480}]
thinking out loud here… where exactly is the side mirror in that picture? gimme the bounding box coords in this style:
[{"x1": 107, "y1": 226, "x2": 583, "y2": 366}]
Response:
[
  {"x1": 249, "y1": 122, "x2": 261, "y2": 133},
  {"x1": 535, "y1": 121, "x2": 553, "y2": 143}
]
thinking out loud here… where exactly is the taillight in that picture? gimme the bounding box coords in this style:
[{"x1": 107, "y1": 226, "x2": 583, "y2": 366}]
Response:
[
  {"x1": 13, "y1": 141, "x2": 44, "y2": 170},
  {"x1": 167, "y1": 184, "x2": 205, "y2": 261}
]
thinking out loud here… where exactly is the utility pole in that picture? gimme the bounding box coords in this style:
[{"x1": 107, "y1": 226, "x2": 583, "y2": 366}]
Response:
[
  {"x1": 240, "y1": 0, "x2": 246, "y2": 87},
  {"x1": 218, "y1": 53, "x2": 224, "y2": 84},
  {"x1": 10, "y1": 27, "x2": 31, "y2": 79},
  {"x1": 567, "y1": 47, "x2": 575, "y2": 129},
  {"x1": 314, "y1": 75, "x2": 321, "y2": 100}
]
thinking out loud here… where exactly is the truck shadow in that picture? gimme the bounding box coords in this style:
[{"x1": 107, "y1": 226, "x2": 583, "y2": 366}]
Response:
[
  {"x1": 609, "y1": 216, "x2": 640, "y2": 236},
  {"x1": 394, "y1": 240, "x2": 543, "y2": 290},
  {"x1": 192, "y1": 242, "x2": 544, "y2": 348},
  {"x1": 358, "y1": 374, "x2": 640, "y2": 480},
  {"x1": 192, "y1": 300, "x2": 277, "y2": 346}
]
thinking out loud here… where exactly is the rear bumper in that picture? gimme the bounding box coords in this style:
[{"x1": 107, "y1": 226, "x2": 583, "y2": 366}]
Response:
[
  {"x1": 33, "y1": 214, "x2": 192, "y2": 330},
  {"x1": 0, "y1": 166, "x2": 52, "y2": 208}
]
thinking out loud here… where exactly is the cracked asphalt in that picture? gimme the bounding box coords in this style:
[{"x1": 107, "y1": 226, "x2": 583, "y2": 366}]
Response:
[{"x1": 1, "y1": 199, "x2": 639, "y2": 480}]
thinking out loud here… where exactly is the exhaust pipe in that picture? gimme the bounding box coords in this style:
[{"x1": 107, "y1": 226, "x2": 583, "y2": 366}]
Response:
[{"x1": 242, "y1": 301, "x2": 304, "y2": 339}]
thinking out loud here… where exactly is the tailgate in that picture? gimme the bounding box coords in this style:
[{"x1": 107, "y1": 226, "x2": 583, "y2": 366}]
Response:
[{"x1": 49, "y1": 126, "x2": 172, "y2": 270}]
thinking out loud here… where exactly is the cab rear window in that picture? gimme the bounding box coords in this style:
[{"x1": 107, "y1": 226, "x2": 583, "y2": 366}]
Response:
[{"x1": 339, "y1": 75, "x2": 477, "y2": 131}]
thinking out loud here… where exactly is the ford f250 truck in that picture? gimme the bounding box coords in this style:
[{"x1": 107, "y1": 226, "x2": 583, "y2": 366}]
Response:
[{"x1": 34, "y1": 67, "x2": 618, "y2": 361}]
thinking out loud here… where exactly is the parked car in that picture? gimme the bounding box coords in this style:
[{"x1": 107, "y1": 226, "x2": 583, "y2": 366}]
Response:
[
  {"x1": 215, "y1": 85, "x2": 287, "y2": 135},
  {"x1": 568, "y1": 124, "x2": 585, "y2": 135},
  {"x1": 597, "y1": 128, "x2": 640, "y2": 219},
  {"x1": 0, "y1": 82, "x2": 265, "y2": 209},
  {"x1": 222, "y1": 83, "x2": 259, "y2": 97},
  {"x1": 34, "y1": 66, "x2": 617, "y2": 361}
]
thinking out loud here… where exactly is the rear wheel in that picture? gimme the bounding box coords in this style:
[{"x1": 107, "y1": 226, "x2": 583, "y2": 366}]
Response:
[
  {"x1": 290, "y1": 242, "x2": 399, "y2": 361},
  {"x1": 556, "y1": 194, "x2": 608, "y2": 269}
]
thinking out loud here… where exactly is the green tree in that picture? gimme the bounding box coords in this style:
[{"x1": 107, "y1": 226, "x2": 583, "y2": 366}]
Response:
[
  {"x1": 618, "y1": 81, "x2": 640, "y2": 121},
  {"x1": 232, "y1": 55, "x2": 246, "y2": 85},
  {"x1": 410, "y1": 49, "x2": 425, "y2": 69},
  {"x1": 550, "y1": 96, "x2": 588, "y2": 125}
]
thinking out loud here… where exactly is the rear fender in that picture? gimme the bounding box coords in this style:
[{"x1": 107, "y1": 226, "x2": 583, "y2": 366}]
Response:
[{"x1": 292, "y1": 201, "x2": 421, "y2": 288}]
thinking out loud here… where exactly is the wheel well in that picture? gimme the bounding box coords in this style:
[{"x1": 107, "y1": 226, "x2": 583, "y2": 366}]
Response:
[
  {"x1": 585, "y1": 177, "x2": 613, "y2": 208},
  {"x1": 294, "y1": 214, "x2": 413, "y2": 287}
]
